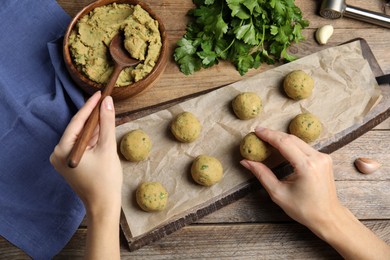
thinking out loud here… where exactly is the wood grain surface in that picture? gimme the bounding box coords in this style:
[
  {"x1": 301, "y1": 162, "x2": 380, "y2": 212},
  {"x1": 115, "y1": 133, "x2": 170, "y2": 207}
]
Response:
[
  {"x1": 0, "y1": 0, "x2": 389, "y2": 258},
  {"x1": 59, "y1": 0, "x2": 390, "y2": 117}
]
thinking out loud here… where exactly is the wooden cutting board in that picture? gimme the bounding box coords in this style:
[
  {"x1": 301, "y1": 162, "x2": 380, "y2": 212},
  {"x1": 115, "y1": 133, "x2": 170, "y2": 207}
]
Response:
[{"x1": 119, "y1": 39, "x2": 390, "y2": 251}]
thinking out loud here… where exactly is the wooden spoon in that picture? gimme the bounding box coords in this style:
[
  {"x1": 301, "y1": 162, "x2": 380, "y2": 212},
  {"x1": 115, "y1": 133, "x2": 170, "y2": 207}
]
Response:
[{"x1": 67, "y1": 33, "x2": 139, "y2": 168}]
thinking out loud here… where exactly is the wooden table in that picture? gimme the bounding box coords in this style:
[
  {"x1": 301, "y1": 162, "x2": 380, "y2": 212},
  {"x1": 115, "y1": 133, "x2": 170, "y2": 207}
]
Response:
[{"x1": 1, "y1": 0, "x2": 389, "y2": 258}]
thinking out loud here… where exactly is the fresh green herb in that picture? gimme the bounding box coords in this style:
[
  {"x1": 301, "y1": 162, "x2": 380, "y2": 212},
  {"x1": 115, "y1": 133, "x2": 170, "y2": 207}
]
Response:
[
  {"x1": 201, "y1": 164, "x2": 209, "y2": 170},
  {"x1": 174, "y1": 0, "x2": 309, "y2": 75}
]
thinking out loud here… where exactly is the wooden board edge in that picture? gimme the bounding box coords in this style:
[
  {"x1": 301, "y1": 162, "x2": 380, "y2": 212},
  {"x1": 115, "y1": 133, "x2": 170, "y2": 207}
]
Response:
[{"x1": 122, "y1": 180, "x2": 259, "y2": 251}]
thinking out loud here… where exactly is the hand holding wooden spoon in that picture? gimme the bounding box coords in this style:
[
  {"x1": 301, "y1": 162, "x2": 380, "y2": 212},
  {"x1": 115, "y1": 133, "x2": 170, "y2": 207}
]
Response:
[{"x1": 67, "y1": 33, "x2": 139, "y2": 168}]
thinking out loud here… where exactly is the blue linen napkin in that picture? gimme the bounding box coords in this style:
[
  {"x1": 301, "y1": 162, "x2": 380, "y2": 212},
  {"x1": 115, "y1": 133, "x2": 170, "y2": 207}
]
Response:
[{"x1": 0, "y1": 0, "x2": 87, "y2": 258}]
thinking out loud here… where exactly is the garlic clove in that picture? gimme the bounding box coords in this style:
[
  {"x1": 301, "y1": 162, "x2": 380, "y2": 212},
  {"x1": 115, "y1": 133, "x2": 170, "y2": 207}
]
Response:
[
  {"x1": 315, "y1": 24, "x2": 334, "y2": 45},
  {"x1": 354, "y1": 157, "x2": 382, "y2": 174}
]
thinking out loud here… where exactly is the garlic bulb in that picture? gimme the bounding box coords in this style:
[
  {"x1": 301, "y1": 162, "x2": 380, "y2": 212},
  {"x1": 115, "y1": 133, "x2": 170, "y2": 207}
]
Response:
[
  {"x1": 354, "y1": 157, "x2": 381, "y2": 174},
  {"x1": 315, "y1": 25, "x2": 334, "y2": 45}
]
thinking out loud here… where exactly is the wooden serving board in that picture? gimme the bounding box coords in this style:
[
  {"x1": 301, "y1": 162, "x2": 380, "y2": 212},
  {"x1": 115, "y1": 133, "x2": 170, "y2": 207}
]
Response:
[{"x1": 118, "y1": 38, "x2": 390, "y2": 251}]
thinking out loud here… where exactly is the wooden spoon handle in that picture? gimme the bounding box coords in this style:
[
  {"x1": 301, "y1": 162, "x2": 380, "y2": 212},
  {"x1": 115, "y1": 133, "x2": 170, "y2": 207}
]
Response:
[{"x1": 67, "y1": 64, "x2": 123, "y2": 168}]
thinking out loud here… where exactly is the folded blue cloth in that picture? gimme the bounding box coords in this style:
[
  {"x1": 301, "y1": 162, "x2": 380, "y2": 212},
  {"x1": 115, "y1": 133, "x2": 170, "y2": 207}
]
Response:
[{"x1": 0, "y1": 0, "x2": 86, "y2": 258}]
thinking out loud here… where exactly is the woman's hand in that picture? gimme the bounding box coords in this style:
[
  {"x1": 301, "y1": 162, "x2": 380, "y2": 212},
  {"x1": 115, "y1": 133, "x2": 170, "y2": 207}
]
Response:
[
  {"x1": 50, "y1": 91, "x2": 122, "y2": 214},
  {"x1": 240, "y1": 127, "x2": 390, "y2": 259},
  {"x1": 240, "y1": 126, "x2": 340, "y2": 230},
  {"x1": 50, "y1": 92, "x2": 122, "y2": 260}
]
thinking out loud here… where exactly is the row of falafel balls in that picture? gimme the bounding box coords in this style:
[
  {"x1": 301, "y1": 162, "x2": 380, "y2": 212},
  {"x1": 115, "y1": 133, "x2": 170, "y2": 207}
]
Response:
[{"x1": 120, "y1": 70, "x2": 322, "y2": 212}]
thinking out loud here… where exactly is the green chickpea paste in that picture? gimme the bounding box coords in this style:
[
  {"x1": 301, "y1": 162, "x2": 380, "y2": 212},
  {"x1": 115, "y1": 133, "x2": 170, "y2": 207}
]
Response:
[{"x1": 69, "y1": 3, "x2": 162, "y2": 86}]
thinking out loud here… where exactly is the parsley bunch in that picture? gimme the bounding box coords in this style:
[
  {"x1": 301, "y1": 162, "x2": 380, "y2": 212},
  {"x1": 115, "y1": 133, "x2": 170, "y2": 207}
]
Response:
[{"x1": 174, "y1": 0, "x2": 309, "y2": 76}]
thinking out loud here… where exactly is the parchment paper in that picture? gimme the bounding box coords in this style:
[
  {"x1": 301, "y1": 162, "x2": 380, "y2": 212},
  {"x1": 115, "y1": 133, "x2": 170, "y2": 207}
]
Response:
[{"x1": 116, "y1": 41, "x2": 381, "y2": 238}]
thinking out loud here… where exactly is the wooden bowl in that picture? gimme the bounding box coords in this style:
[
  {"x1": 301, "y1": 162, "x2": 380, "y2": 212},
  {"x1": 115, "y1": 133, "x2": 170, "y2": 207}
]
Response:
[{"x1": 63, "y1": 0, "x2": 168, "y2": 101}]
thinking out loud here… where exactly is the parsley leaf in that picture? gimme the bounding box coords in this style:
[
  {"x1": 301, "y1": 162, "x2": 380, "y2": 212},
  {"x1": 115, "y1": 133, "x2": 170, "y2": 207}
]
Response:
[
  {"x1": 174, "y1": 38, "x2": 202, "y2": 75},
  {"x1": 226, "y1": 0, "x2": 251, "y2": 19},
  {"x1": 174, "y1": 0, "x2": 309, "y2": 75},
  {"x1": 234, "y1": 21, "x2": 258, "y2": 45},
  {"x1": 174, "y1": 38, "x2": 197, "y2": 60}
]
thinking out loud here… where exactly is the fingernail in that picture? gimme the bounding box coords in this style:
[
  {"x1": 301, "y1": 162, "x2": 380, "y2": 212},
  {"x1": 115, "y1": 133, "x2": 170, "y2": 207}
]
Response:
[
  {"x1": 104, "y1": 96, "x2": 113, "y2": 111},
  {"x1": 255, "y1": 126, "x2": 265, "y2": 133},
  {"x1": 240, "y1": 160, "x2": 251, "y2": 169},
  {"x1": 93, "y1": 90, "x2": 101, "y2": 98}
]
